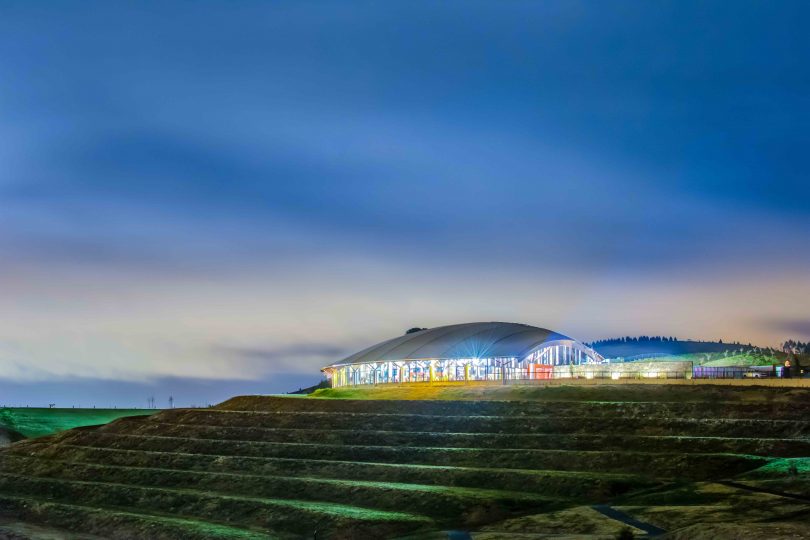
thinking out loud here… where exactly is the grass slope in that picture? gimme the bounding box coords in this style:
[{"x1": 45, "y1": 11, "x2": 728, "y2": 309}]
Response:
[
  {"x1": 304, "y1": 382, "x2": 810, "y2": 402},
  {"x1": 0, "y1": 408, "x2": 159, "y2": 439},
  {"x1": 592, "y1": 338, "x2": 763, "y2": 358},
  {"x1": 639, "y1": 351, "x2": 788, "y2": 367},
  {"x1": 4, "y1": 386, "x2": 810, "y2": 538},
  {"x1": 589, "y1": 338, "x2": 801, "y2": 368}
]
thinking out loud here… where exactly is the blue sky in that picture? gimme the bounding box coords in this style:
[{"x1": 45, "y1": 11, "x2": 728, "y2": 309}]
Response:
[{"x1": 1, "y1": 1, "x2": 808, "y2": 406}]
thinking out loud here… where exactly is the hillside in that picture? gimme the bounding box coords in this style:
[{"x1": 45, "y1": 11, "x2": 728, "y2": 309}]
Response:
[
  {"x1": 2, "y1": 385, "x2": 810, "y2": 538},
  {"x1": 589, "y1": 337, "x2": 796, "y2": 370},
  {"x1": 591, "y1": 337, "x2": 766, "y2": 359},
  {"x1": 0, "y1": 408, "x2": 158, "y2": 440},
  {"x1": 624, "y1": 350, "x2": 790, "y2": 368}
]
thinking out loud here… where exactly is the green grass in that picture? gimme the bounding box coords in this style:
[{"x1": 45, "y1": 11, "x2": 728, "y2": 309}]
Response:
[
  {"x1": 689, "y1": 351, "x2": 785, "y2": 367},
  {"x1": 0, "y1": 472, "x2": 433, "y2": 524},
  {"x1": 590, "y1": 351, "x2": 785, "y2": 368},
  {"x1": 0, "y1": 408, "x2": 158, "y2": 438},
  {"x1": 305, "y1": 383, "x2": 810, "y2": 403},
  {"x1": 0, "y1": 494, "x2": 276, "y2": 539},
  {"x1": 741, "y1": 457, "x2": 810, "y2": 477}
]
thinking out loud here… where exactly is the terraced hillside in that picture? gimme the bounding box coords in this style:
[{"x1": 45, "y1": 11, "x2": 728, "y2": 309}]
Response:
[{"x1": 1, "y1": 386, "x2": 810, "y2": 538}]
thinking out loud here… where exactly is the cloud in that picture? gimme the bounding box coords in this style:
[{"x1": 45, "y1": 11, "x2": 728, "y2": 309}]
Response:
[
  {"x1": 761, "y1": 319, "x2": 810, "y2": 340},
  {"x1": 0, "y1": 1, "x2": 807, "y2": 406},
  {"x1": 216, "y1": 343, "x2": 350, "y2": 372}
]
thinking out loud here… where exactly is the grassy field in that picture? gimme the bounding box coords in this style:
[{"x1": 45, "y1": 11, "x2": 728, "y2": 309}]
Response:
[
  {"x1": 662, "y1": 351, "x2": 787, "y2": 367},
  {"x1": 0, "y1": 408, "x2": 159, "y2": 439},
  {"x1": 305, "y1": 381, "x2": 810, "y2": 402},
  {"x1": 601, "y1": 350, "x2": 791, "y2": 367}
]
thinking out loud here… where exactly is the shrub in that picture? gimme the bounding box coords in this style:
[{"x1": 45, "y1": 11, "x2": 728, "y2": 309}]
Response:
[
  {"x1": 788, "y1": 461, "x2": 799, "y2": 477},
  {"x1": 616, "y1": 526, "x2": 635, "y2": 540}
]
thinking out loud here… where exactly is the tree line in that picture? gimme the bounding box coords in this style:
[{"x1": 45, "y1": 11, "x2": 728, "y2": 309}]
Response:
[
  {"x1": 589, "y1": 336, "x2": 686, "y2": 347},
  {"x1": 588, "y1": 336, "x2": 809, "y2": 355},
  {"x1": 784, "y1": 340, "x2": 810, "y2": 354}
]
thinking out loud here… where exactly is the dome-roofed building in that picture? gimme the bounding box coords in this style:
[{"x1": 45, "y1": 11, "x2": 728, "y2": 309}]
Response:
[{"x1": 322, "y1": 322, "x2": 604, "y2": 387}]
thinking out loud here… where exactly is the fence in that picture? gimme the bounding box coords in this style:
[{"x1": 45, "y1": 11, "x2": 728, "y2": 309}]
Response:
[
  {"x1": 607, "y1": 353, "x2": 672, "y2": 363},
  {"x1": 693, "y1": 366, "x2": 782, "y2": 379}
]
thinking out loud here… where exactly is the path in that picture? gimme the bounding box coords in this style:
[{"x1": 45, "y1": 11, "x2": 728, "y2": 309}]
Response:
[{"x1": 591, "y1": 504, "x2": 667, "y2": 536}]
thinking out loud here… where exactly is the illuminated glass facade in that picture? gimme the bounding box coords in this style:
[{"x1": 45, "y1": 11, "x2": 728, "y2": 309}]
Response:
[{"x1": 323, "y1": 323, "x2": 605, "y2": 387}]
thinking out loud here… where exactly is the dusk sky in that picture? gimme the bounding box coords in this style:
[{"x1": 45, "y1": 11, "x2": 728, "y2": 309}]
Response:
[{"x1": 1, "y1": 1, "x2": 808, "y2": 407}]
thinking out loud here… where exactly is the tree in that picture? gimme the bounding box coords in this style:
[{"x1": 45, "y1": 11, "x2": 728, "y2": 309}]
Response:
[{"x1": 616, "y1": 527, "x2": 635, "y2": 540}]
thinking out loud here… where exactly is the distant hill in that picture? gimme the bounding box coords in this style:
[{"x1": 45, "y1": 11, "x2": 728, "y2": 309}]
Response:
[
  {"x1": 0, "y1": 408, "x2": 158, "y2": 439},
  {"x1": 288, "y1": 379, "x2": 330, "y2": 395},
  {"x1": 589, "y1": 337, "x2": 764, "y2": 359}
]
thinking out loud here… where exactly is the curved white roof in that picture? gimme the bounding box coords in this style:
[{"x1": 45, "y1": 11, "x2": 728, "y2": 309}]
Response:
[{"x1": 327, "y1": 322, "x2": 575, "y2": 367}]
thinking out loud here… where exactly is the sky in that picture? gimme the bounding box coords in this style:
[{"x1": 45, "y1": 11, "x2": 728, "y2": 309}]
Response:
[{"x1": 1, "y1": 1, "x2": 808, "y2": 407}]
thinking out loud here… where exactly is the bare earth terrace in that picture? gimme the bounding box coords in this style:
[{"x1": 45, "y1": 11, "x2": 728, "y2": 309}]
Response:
[{"x1": 2, "y1": 384, "x2": 810, "y2": 539}]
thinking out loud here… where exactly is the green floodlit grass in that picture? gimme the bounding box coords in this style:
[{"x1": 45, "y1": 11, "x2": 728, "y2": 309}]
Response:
[
  {"x1": 2, "y1": 453, "x2": 552, "y2": 504},
  {"x1": 271, "y1": 499, "x2": 431, "y2": 522},
  {"x1": 195, "y1": 468, "x2": 542, "y2": 501},
  {"x1": 0, "y1": 495, "x2": 274, "y2": 540},
  {"x1": 736, "y1": 458, "x2": 810, "y2": 499},
  {"x1": 743, "y1": 457, "x2": 810, "y2": 477},
  {"x1": 307, "y1": 383, "x2": 810, "y2": 403},
  {"x1": 588, "y1": 352, "x2": 784, "y2": 367},
  {"x1": 43, "y1": 442, "x2": 650, "y2": 481},
  {"x1": 0, "y1": 472, "x2": 431, "y2": 524},
  {"x1": 0, "y1": 408, "x2": 159, "y2": 438},
  {"x1": 675, "y1": 352, "x2": 783, "y2": 367},
  {"x1": 94, "y1": 459, "x2": 549, "y2": 501},
  {"x1": 700, "y1": 354, "x2": 781, "y2": 367}
]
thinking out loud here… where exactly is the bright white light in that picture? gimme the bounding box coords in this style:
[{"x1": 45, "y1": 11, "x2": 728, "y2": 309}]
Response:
[
  {"x1": 585, "y1": 372, "x2": 594, "y2": 379},
  {"x1": 645, "y1": 371, "x2": 658, "y2": 378},
  {"x1": 611, "y1": 372, "x2": 620, "y2": 380}
]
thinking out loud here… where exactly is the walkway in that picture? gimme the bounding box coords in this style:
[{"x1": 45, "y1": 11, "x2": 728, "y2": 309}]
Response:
[{"x1": 591, "y1": 504, "x2": 667, "y2": 536}]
